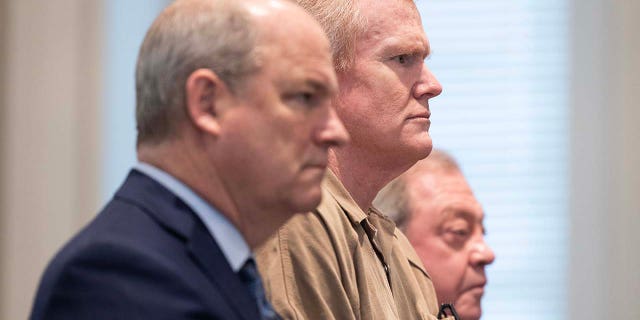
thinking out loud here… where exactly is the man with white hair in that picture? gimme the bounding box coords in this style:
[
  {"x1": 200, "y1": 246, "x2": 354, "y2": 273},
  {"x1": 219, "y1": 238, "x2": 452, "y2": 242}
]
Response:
[{"x1": 375, "y1": 150, "x2": 496, "y2": 320}]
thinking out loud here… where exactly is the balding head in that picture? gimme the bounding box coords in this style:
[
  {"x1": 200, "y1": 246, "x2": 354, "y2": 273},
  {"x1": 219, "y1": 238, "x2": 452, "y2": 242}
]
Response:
[
  {"x1": 374, "y1": 150, "x2": 461, "y2": 230},
  {"x1": 135, "y1": 0, "x2": 266, "y2": 146},
  {"x1": 375, "y1": 150, "x2": 494, "y2": 320},
  {"x1": 135, "y1": 0, "x2": 347, "y2": 248}
]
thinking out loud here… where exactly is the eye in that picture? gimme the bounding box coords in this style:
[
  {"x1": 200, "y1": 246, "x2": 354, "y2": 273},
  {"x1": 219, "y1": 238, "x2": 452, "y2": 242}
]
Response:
[
  {"x1": 296, "y1": 92, "x2": 312, "y2": 102},
  {"x1": 447, "y1": 229, "x2": 470, "y2": 237},
  {"x1": 391, "y1": 53, "x2": 424, "y2": 67},
  {"x1": 441, "y1": 227, "x2": 471, "y2": 249},
  {"x1": 393, "y1": 54, "x2": 410, "y2": 65},
  {"x1": 297, "y1": 92, "x2": 318, "y2": 105},
  {"x1": 440, "y1": 216, "x2": 474, "y2": 248},
  {"x1": 285, "y1": 91, "x2": 322, "y2": 109},
  {"x1": 397, "y1": 54, "x2": 408, "y2": 64}
]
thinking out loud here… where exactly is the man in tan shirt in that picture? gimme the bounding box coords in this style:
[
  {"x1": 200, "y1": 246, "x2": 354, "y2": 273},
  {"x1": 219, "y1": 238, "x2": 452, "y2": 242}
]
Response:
[{"x1": 257, "y1": 0, "x2": 453, "y2": 319}]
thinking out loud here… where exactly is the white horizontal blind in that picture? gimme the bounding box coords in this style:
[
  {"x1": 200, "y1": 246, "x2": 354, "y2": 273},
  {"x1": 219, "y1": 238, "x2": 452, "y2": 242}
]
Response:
[
  {"x1": 102, "y1": 0, "x2": 172, "y2": 200},
  {"x1": 102, "y1": 1, "x2": 569, "y2": 318},
  {"x1": 416, "y1": 1, "x2": 569, "y2": 319}
]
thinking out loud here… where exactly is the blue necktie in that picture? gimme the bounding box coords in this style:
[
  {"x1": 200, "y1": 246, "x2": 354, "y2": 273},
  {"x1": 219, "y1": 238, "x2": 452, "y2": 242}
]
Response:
[{"x1": 238, "y1": 258, "x2": 281, "y2": 320}]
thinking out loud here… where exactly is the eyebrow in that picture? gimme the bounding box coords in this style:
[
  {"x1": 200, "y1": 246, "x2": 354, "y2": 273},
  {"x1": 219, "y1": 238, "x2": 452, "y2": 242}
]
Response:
[
  {"x1": 307, "y1": 79, "x2": 332, "y2": 94},
  {"x1": 280, "y1": 72, "x2": 336, "y2": 96},
  {"x1": 378, "y1": 37, "x2": 431, "y2": 60},
  {"x1": 442, "y1": 208, "x2": 485, "y2": 229},
  {"x1": 411, "y1": 43, "x2": 431, "y2": 59}
]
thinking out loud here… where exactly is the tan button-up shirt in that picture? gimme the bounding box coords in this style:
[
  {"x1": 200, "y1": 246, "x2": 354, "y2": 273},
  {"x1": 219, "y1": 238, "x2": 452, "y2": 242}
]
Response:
[{"x1": 257, "y1": 170, "x2": 446, "y2": 320}]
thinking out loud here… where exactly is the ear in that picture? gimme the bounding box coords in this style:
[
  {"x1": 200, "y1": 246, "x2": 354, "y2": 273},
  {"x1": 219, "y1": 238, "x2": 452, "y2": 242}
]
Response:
[{"x1": 184, "y1": 68, "x2": 231, "y2": 137}]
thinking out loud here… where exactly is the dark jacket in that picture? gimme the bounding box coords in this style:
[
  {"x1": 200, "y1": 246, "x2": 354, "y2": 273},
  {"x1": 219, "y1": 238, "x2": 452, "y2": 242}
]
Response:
[{"x1": 30, "y1": 170, "x2": 260, "y2": 320}]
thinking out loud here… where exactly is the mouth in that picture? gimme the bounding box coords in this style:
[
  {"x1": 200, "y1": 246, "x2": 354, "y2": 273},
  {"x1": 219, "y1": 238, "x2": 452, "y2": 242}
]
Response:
[
  {"x1": 466, "y1": 280, "x2": 487, "y2": 294},
  {"x1": 303, "y1": 162, "x2": 327, "y2": 170},
  {"x1": 461, "y1": 285, "x2": 485, "y2": 300},
  {"x1": 406, "y1": 112, "x2": 431, "y2": 121}
]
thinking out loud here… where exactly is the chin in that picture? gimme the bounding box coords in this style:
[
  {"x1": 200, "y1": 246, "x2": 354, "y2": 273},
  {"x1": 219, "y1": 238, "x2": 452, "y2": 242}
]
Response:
[
  {"x1": 420, "y1": 133, "x2": 433, "y2": 153},
  {"x1": 457, "y1": 309, "x2": 481, "y2": 320},
  {"x1": 405, "y1": 133, "x2": 433, "y2": 158},
  {"x1": 454, "y1": 302, "x2": 482, "y2": 320},
  {"x1": 420, "y1": 143, "x2": 433, "y2": 159},
  {"x1": 453, "y1": 292, "x2": 484, "y2": 320},
  {"x1": 289, "y1": 187, "x2": 323, "y2": 213},
  {"x1": 406, "y1": 141, "x2": 433, "y2": 164}
]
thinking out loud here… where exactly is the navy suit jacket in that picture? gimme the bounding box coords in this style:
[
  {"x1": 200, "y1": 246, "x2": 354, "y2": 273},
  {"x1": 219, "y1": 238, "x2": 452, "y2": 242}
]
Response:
[{"x1": 30, "y1": 170, "x2": 262, "y2": 320}]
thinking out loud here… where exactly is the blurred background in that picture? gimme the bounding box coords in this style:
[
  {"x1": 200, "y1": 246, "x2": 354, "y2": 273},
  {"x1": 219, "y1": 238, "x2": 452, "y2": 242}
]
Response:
[{"x1": 0, "y1": 0, "x2": 638, "y2": 319}]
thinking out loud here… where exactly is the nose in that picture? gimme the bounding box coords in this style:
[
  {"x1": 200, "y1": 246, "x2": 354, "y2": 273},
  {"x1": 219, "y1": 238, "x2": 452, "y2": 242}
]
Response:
[
  {"x1": 412, "y1": 63, "x2": 443, "y2": 101},
  {"x1": 313, "y1": 105, "x2": 350, "y2": 148},
  {"x1": 469, "y1": 238, "x2": 496, "y2": 267}
]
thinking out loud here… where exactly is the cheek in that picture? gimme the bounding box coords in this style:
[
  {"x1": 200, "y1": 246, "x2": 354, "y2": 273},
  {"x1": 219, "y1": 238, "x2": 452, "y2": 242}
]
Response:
[
  {"x1": 411, "y1": 238, "x2": 467, "y2": 300},
  {"x1": 286, "y1": 120, "x2": 320, "y2": 161},
  {"x1": 426, "y1": 257, "x2": 466, "y2": 304},
  {"x1": 338, "y1": 65, "x2": 408, "y2": 116},
  {"x1": 334, "y1": 89, "x2": 407, "y2": 147},
  {"x1": 266, "y1": 130, "x2": 311, "y2": 172},
  {"x1": 366, "y1": 73, "x2": 410, "y2": 115},
  {"x1": 226, "y1": 115, "x2": 303, "y2": 174}
]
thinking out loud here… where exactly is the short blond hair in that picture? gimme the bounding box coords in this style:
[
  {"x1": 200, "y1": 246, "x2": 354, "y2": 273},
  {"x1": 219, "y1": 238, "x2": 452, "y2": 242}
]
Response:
[
  {"x1": 294, "y1": 0, "x2": 366, "y2": 71},
  {"x1": 295, "y1": 0, "x2": 418, "y2": 72}
]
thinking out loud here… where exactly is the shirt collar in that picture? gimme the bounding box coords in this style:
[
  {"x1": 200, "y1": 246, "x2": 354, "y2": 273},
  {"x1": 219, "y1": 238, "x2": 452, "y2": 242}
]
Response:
[
  {"x1": 134, "y1": 162, "x2": 251, "y2": 272},
  {"x1": 322, "y1": 169, "x2": 368, "y2": 224},
  {"x1": 323, "y1": 169, "x2": 398, "y2": 237}
]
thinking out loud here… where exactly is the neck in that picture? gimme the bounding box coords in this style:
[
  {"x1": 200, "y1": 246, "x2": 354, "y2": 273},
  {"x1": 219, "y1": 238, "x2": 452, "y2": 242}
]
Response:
[
  {"x1": 137, "y1": 139, "x2": 265, "y2": 248},
  {"x1": 138, "y1": 137, "x2": 287, "y2": 249},
  {"x1": 328, "y1": 145, "x2": 415, "y2": 211}
]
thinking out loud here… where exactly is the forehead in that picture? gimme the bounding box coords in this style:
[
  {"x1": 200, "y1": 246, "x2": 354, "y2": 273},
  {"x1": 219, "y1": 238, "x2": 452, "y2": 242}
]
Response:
[
  {"x1": 248, "y1": 3, "x2": 337, "y2": 91},
  {"x1": 357, "y1": 0, "x2": 429, "y2": 55},
  {"x1": 250, "y1": 0, "x2": 330, "y2": 54},
  {"x1": 409, "y1": 170, "x2": 484, "y2": 222}
]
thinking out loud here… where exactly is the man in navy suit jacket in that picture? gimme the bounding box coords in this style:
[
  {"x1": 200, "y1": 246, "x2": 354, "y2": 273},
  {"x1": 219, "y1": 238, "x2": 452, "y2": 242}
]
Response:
[{"x1": 29, "y1": 0, "x2": 349, "y2": 319}]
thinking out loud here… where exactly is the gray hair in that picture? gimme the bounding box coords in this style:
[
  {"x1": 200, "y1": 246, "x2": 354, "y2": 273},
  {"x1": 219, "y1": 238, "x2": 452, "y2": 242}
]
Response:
[
  {"x1": 374, "y1": 149, "x2": 461, "y2": 231},
  {"x1": 135, "y1": 0, "x2": 260, "y2": 145}
]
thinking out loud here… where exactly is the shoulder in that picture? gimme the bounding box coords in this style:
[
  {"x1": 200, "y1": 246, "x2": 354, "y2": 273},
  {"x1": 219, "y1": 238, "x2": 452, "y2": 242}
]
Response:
[
  {"x1": 257, "y1": 208, "x2": 340, "y2": 277},
  {"x1": 32, "y1": 236, "x2": 209, "y2": 319},
  {"x1": 393, "y1": 229, "x2": 431, "y2": 278},
  {"x1": 389, "y1": 228, "x2": 440, "y2": 317},
  {"x1": 31, "y1": 197, "x2": 232, "y2": 320},
  {"x1": 268, "y1": 187, "x2": 358, "y2": 252},
  {"x1": 256, "y1": 192, "x2": 361, "y2": 320}
]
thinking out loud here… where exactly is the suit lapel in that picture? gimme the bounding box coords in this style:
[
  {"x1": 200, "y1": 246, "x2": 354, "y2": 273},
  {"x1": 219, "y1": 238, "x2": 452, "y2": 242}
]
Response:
[
  {"x1": 187, "y1": 220, "x2": 261, "y2": 320},
  {"x1": 116, "y1": 170, "x2": 260, "y2": 320}
]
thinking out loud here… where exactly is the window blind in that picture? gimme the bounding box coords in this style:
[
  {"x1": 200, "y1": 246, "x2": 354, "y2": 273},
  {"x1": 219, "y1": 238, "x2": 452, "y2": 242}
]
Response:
[
  {"x1": 102, "y1": 0, "x2": 172, "y2": 199},
  {"x1": 416, "y1": 1, "x2": 569, "y2": 319},
  {"x1": 103, "y1": 1, "x2": 570, "y2": 318}
]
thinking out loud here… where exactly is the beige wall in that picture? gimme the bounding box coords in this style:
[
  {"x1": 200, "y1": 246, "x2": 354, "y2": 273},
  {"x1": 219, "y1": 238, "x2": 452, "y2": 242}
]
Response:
[
  {"x1": 0, "y1": 1, "x2": 103, "y2": 319},
  {"x1": 570, "y1": 0, "x2": 640, "y2": 319},
  {"x1": 0, "y1": 0, "x2": 7, "y2": 314}
]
